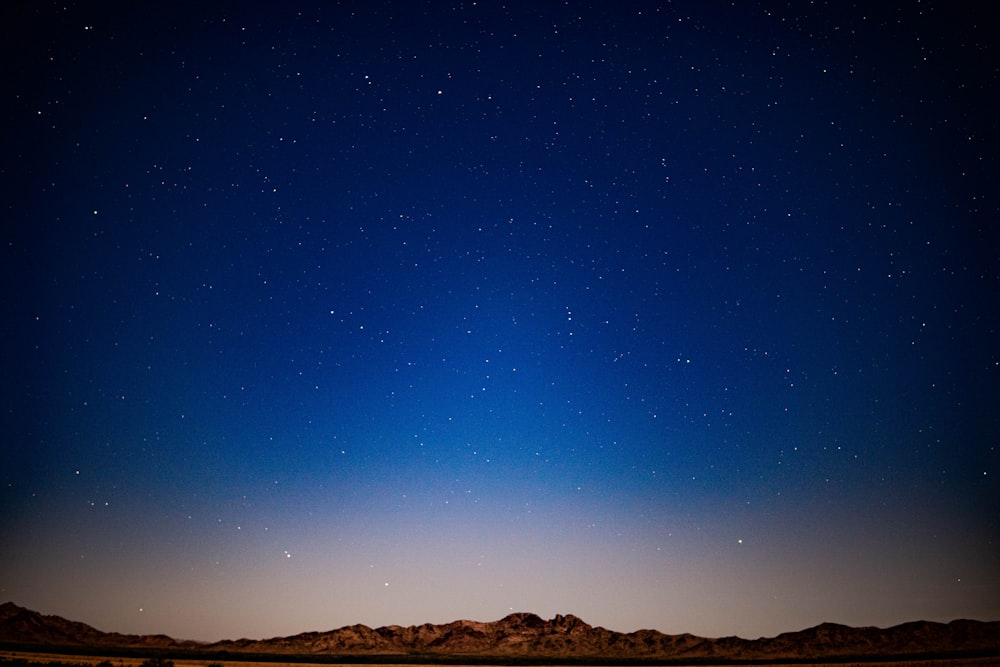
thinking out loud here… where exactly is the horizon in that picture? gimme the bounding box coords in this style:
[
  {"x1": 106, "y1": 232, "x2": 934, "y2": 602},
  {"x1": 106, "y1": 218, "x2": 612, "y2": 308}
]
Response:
[
  {"x1": 4, "y1": 600, "x2": 999, "y2": 645},
  {"x1": 2, "y1": 0, "x2": 998, "y2": 645}
]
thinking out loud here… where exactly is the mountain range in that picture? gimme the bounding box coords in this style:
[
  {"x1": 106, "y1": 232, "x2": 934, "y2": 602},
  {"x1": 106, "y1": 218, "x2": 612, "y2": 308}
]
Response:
[{"x1": 2, "y1": 602, "x2": 999, "y2": 662}]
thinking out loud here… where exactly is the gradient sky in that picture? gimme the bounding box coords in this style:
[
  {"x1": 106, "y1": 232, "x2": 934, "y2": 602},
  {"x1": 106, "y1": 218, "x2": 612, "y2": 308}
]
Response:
[{"x1": 2, "y1": 0, "x2": 998, "y2": 644}]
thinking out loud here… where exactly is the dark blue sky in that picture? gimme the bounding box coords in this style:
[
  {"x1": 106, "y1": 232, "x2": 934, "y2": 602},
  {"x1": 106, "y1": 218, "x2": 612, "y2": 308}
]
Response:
[{"x1": 2, "y1": 0, "x2": 998, "y2": 641}]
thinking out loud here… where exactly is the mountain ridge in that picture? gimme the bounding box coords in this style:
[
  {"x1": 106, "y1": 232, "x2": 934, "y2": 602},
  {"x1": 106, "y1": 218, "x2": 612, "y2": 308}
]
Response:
[{"x1": 2, "y1": 602, "x2": 999, "y2": 661}]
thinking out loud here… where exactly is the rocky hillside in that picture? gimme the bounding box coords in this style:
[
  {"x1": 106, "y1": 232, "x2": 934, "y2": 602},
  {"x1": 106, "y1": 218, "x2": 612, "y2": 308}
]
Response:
[
  {"x1": 0, "y1": 602, "x2": 197, "y2": 650},
  {"x1": 2, "y1": 602, "x2": 998, "y2": 661}
]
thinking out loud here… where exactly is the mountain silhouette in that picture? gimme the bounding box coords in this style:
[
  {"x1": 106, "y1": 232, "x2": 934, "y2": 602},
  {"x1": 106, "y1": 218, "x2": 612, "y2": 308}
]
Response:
[{"x1": 2, "y1": 602, "x2": 998, "y2": 662}]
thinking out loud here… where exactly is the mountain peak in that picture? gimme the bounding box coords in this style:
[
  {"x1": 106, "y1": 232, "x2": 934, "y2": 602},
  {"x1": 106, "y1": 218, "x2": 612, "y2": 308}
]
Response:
[{"x1": 497, "y1": 612, "x2": 544, "y2": 626}]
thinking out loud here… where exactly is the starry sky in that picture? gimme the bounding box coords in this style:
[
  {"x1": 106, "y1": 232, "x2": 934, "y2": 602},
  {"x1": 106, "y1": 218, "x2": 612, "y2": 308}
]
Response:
[{"x1": 2, "y1": 0, "x2": 998, "y2": 644}]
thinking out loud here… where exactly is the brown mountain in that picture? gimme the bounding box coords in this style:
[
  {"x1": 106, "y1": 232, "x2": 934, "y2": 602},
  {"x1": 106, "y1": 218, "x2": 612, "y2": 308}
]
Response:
[
  {"x1": 0, "y1": 603, "x2": 198, "y2": 650},
  {"x1": 2, "y1": 602, "x2": 998, "y2": 661}
]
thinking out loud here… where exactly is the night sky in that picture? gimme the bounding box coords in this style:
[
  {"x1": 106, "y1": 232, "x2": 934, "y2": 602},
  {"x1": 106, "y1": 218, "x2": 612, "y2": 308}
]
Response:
[{"x1": 2, "y1": 1, "x2": 998, "y2": 643}]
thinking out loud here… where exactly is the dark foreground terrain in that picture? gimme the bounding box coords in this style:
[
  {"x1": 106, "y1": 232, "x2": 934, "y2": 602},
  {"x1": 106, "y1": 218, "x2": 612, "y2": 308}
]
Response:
[{"x1": 3, "y1": 603, "x2": 999, "y2": 665}]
